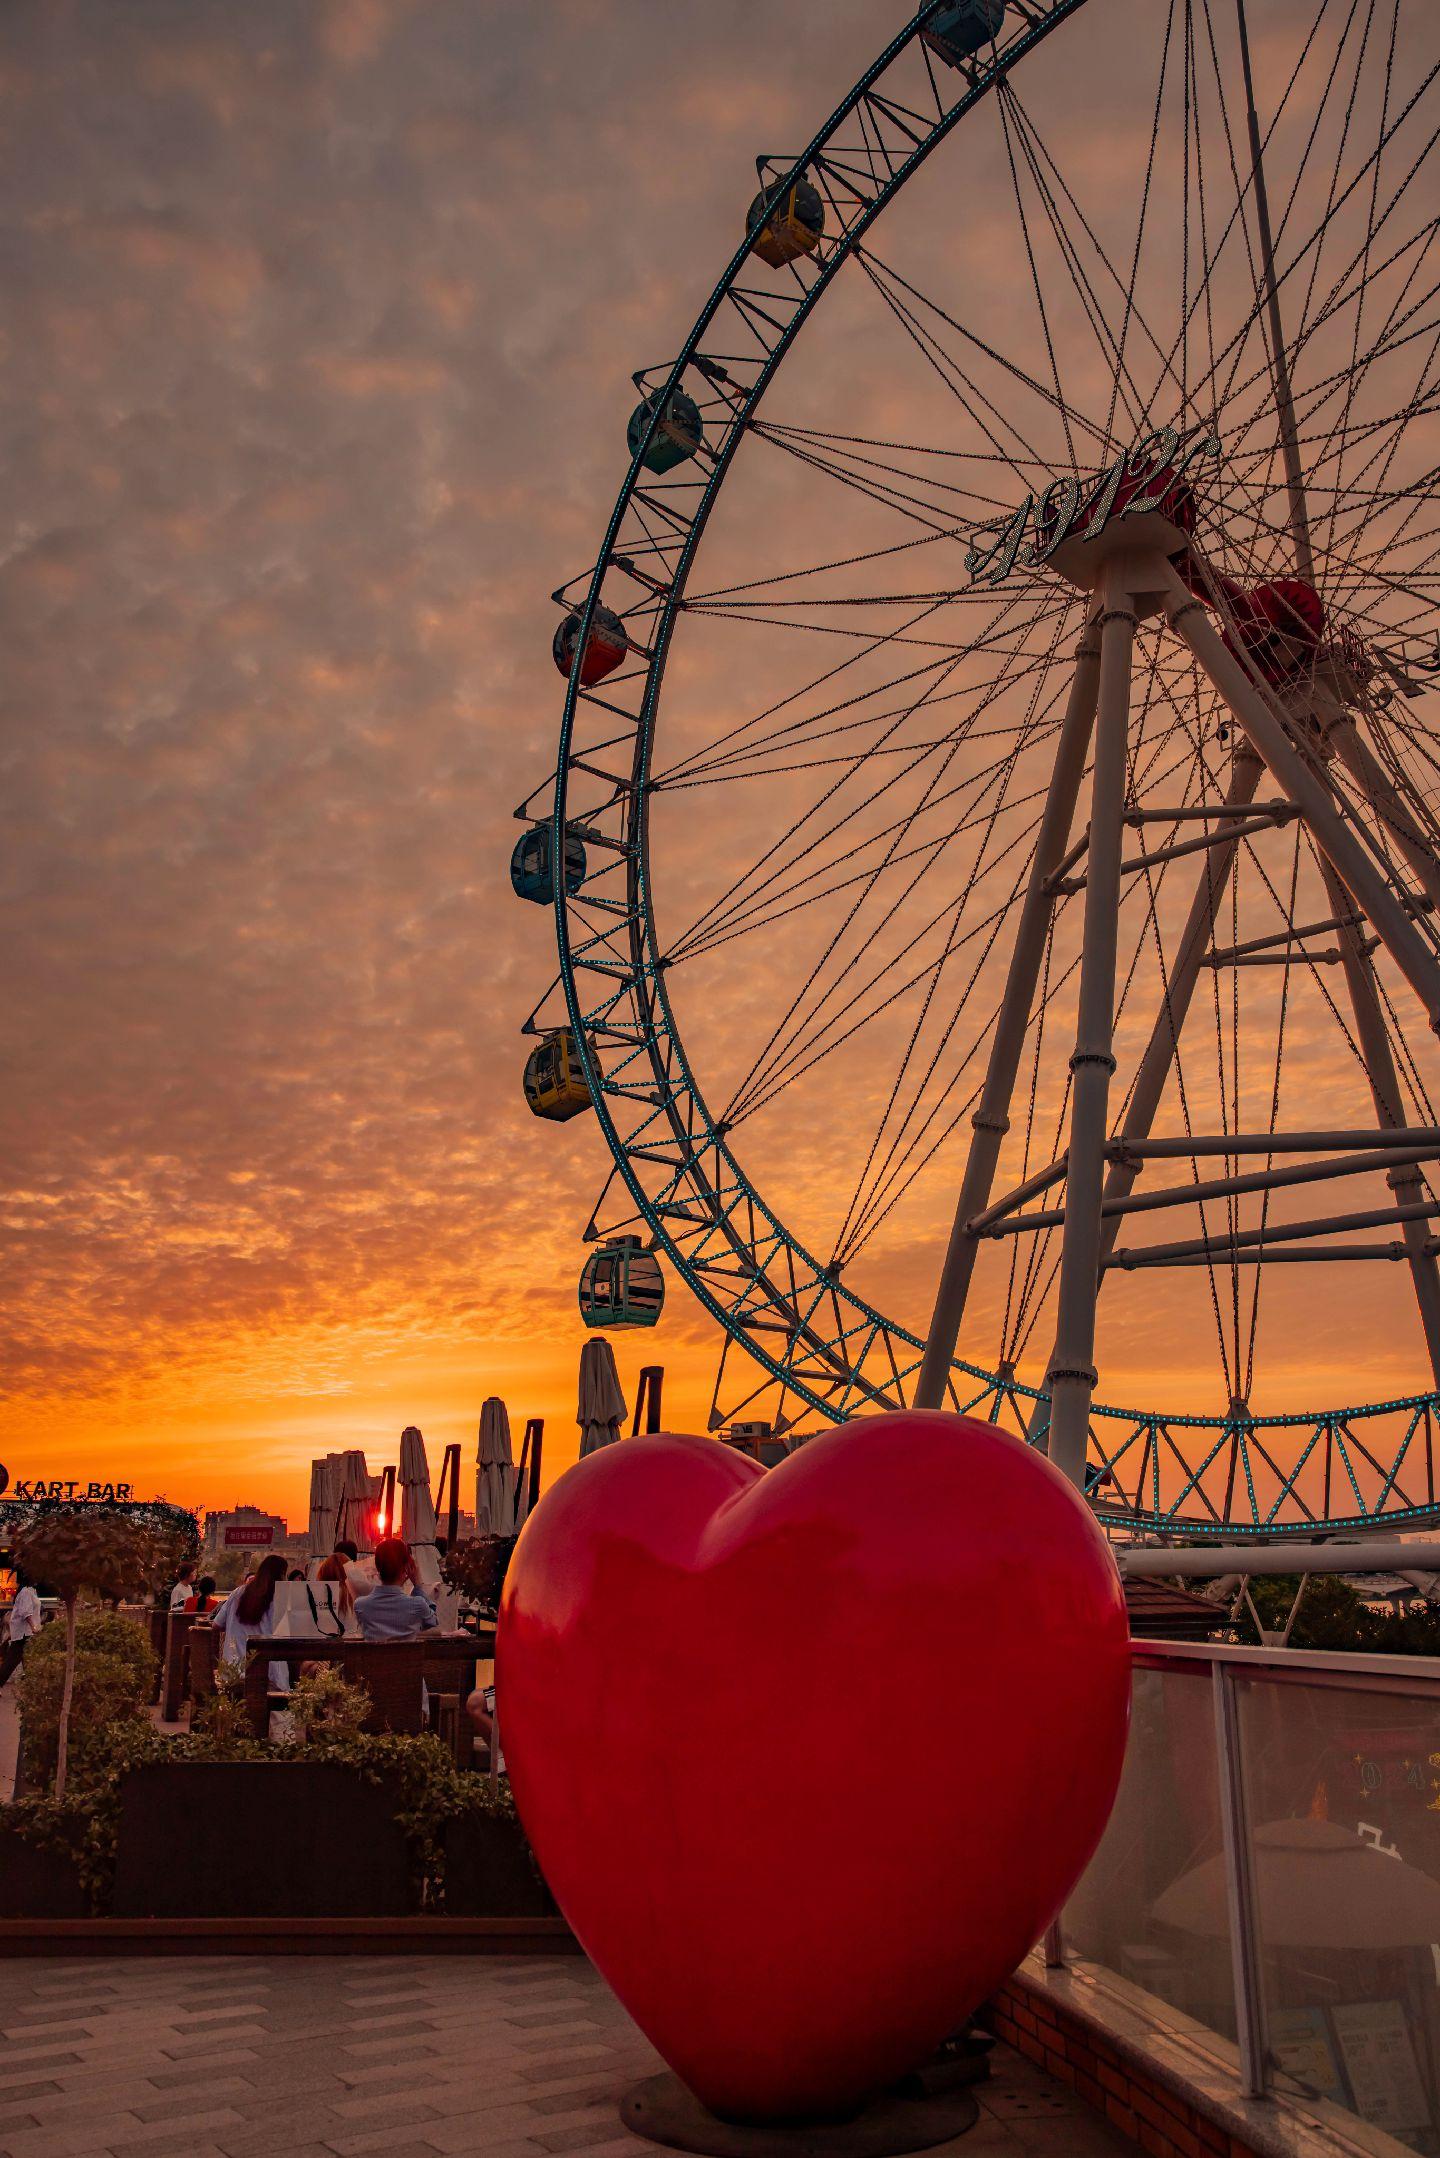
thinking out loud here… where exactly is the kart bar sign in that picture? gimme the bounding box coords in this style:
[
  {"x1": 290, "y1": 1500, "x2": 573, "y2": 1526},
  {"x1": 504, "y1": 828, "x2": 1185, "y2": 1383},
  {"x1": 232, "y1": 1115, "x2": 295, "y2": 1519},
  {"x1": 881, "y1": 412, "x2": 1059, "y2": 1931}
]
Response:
[{"x1": 6, "y1": 1478, "x2": 135, "y2": 1502}]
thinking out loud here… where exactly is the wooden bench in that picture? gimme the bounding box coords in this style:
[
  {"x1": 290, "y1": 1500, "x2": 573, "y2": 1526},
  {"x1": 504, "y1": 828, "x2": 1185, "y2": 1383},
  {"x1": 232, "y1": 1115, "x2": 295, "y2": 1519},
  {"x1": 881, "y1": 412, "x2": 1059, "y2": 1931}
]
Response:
[
  {"x1": 187, "y1": 1620, "x2": 220, "y2": 1702},
  {"x1": 160, "y1": 1612, "x2": 196, "y2": 1723},
  {"x1": 242, "y1": 1630, "x2": 495, "y2": 1752},
  {"x1": 145, "y1": 1608, "x2": 168, "y2": 1703},
  {"x1": 244, "y1": 1636, "x2": 426, "y2": 1738}
]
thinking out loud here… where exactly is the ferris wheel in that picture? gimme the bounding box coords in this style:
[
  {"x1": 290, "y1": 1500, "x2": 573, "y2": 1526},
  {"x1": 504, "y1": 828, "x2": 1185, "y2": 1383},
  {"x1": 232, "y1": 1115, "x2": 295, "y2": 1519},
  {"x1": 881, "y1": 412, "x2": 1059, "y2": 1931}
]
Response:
[{"x1": 515, "y1": 0, "x2": 1440, "y2": 1542}]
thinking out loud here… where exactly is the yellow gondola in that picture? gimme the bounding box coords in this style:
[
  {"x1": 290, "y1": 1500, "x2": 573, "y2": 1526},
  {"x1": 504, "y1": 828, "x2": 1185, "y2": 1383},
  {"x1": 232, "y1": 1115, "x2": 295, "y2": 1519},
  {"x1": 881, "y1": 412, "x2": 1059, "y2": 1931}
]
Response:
[
  {"x1": 745, "y1": 175, "x2": 825, "y2": 268},
  {"x1": 523, "y1": 1029, "x2": 595, "y2": 1122}
]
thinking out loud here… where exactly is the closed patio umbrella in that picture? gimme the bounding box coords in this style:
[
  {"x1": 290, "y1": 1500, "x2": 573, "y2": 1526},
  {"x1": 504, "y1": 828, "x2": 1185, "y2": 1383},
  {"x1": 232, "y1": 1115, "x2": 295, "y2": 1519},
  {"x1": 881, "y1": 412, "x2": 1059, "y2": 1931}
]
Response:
[
  {"x1": 476, "y1": 1398, "x2": 517, "y2": 1538},
  {"x1": 335, "y1": 1450, "x2": 376, "y2": 1555},
  {"x1": 306, "y1": 1456, "x2": 341, "y2": 1560},
  {"x1": 1153, "y1": 1817, "x2": 1440, "y2": 1948},
  {"x1": 578, "y1": 1337, "x2": 626, "y2": 1458},
  {"x1": 399, "y1": 1424, "x2": 441, "y2": 1587}
]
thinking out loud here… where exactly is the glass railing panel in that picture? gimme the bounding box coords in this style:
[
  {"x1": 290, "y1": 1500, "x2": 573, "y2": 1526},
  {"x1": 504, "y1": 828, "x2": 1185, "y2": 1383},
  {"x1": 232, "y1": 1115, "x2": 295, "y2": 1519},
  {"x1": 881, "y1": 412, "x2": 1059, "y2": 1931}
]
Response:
[
  {"x1": 1234, "y1": 1668, "x2": 1440, "y2": 2154},
  {"x1": 1065, "y1": 1658, "x2": 1237, "y2": 2046}
]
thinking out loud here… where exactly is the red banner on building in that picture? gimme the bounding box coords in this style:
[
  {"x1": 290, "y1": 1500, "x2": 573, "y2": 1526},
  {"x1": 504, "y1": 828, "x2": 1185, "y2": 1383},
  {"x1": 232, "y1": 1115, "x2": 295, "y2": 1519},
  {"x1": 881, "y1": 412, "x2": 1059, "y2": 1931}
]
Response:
[{"x1": 223, "y1": 1525, "x2": 275, "y2": 1548}]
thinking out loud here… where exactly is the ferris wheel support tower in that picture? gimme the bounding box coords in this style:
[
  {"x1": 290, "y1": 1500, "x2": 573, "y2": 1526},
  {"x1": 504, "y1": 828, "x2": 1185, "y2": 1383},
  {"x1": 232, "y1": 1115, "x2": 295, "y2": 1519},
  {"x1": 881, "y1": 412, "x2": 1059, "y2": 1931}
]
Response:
[{"x1": 916, "y1": 0, "x2": 1440, "y2": 1485}]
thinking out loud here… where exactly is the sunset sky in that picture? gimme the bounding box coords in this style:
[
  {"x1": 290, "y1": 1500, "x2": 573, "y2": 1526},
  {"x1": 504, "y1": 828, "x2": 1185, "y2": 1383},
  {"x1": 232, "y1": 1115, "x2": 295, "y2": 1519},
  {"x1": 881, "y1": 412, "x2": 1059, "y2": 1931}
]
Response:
[{"x1": 5, "y1": 0, "x2": 1438, "y2": 1529}]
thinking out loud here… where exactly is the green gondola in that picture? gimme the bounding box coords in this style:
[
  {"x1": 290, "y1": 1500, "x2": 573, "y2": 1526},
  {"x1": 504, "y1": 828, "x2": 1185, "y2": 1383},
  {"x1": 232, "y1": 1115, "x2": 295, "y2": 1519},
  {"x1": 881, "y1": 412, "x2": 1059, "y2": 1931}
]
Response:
[{"x1": 578, "y1": 1236, "x2": 665, "y2": 1329}]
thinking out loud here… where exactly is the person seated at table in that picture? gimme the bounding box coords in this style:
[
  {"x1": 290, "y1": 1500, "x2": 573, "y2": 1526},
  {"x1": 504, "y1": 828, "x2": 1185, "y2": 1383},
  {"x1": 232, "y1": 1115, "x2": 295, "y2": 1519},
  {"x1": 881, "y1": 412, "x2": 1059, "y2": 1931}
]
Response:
[
  {"x1": 355, "y1": 1538, "x2": 437, "y2": 1639},
  {"x1": 183, "y1": 1574, "x2": 219, "y2": 1616},
  {"x1": 465, "y1": 1683, "x2": 505, "y2": 1773},
  {"x1": 209, "y1": 1554, "x2": 289, "y2": 1692}
]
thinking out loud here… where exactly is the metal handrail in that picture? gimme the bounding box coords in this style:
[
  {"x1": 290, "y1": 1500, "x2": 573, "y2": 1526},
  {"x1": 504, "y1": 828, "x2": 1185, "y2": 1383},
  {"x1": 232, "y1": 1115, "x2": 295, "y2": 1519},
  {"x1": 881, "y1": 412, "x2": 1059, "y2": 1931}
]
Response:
[{"x1": 1131, "y1": 1633, "x2": 1440, "y2": 1691}]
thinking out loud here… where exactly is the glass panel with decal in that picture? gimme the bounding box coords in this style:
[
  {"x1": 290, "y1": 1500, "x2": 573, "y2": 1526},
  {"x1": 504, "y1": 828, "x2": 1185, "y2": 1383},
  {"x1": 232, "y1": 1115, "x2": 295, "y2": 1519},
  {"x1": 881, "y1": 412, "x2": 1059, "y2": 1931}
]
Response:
[{"x1": 1235, "y1": 1671, "x2": 1440, "y2": 2154}]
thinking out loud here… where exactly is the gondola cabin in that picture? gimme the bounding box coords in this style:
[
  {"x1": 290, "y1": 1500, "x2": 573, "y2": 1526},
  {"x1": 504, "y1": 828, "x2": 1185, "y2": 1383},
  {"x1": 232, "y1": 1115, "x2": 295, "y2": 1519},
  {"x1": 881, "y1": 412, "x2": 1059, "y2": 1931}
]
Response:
[
  {"x1": 746, "y1": 176, "x2": 825, "y2": 268},
  {"x1": 510, "y1": 823, "x2": 586, "y2": 905},
  {"x1": 922, "y1": 0, "x2": 1008, "y2": 67},
  {"x1": 578, "y1": 1236, "x2": 665, "y2": 1329},
  {"x1": 627, "y1": 389, "x2": 704, "y2": 474},
  {"x1": 523, "y1": 1030, "x2": 594, "y2": 1122},
  {"x1": 552, "y1": 604, "x2": 629, "y2": 687}
]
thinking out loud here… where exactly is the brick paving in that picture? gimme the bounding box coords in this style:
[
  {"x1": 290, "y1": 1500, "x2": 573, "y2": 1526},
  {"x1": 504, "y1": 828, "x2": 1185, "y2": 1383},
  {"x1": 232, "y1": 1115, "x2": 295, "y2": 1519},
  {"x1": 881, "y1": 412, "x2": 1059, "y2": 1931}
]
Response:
[{"x1": 0, "y1": 1957, "x2": 1135, "y2": 2158}]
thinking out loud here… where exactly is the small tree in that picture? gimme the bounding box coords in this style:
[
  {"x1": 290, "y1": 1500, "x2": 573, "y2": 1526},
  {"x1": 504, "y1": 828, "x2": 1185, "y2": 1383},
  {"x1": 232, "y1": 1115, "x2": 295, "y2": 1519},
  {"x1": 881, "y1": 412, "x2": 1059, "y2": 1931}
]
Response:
[{"x1": 14, "y1": 1508, "x2": 184, "y2": 1798}]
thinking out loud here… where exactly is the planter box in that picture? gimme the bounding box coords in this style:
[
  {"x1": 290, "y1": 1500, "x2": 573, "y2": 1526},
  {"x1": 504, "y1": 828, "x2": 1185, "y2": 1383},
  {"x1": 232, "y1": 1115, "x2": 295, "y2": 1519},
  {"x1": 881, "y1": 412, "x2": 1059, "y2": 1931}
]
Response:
[
  {"x1": 442, "y1": 1810, "x2": 554, "y2": 1918},
  {"x1": 0, "y1": 1824, "x2": 88, "y2": 1918},
  {"x1": 111, "y1": 1762, "x2": 412, "y2": 1919}
]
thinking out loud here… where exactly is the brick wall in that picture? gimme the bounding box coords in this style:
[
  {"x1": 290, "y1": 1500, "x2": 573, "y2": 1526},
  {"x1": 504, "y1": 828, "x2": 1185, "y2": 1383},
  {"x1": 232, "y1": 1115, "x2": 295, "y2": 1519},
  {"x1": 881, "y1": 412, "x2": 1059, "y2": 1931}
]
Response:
[{"x1": 983, "y1": 1971, "x2": 1253, "y2": 2158}]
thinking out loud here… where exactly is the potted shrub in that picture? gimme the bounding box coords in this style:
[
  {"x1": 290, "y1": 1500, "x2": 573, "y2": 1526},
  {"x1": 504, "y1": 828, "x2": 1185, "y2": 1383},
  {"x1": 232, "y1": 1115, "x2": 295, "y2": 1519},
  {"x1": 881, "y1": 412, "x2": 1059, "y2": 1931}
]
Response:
[
  {"x1": 110, "y1": 1756, "x2": 415, "y2": 1918},
  {"x1": 0, "y1": 1801, "x2": 90, "y2": 1918},
  {"x1": 440, "y1": 1790, "x2": 554, "y2": 1918}
]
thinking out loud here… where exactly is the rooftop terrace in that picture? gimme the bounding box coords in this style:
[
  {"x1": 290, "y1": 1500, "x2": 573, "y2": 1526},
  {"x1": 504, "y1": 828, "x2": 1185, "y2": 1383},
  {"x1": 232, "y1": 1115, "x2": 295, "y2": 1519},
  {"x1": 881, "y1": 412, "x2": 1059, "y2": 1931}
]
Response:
[{"x1": 0, "y1": 1954, "x2": 1132, "y2": 2158}]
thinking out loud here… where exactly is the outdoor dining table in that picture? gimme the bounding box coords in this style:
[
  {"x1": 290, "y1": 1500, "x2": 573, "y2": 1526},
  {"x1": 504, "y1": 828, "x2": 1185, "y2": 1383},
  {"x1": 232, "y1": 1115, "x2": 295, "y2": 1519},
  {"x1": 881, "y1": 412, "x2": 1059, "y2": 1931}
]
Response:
[{"x1": 243, "y1": 1627, "x2": 496, "y2": 1752}]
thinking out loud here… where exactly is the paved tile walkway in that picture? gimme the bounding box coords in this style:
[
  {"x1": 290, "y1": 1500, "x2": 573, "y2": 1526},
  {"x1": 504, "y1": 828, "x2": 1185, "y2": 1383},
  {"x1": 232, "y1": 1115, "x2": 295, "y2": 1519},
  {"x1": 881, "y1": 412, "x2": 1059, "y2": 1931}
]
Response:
[{"x1": 0, "y1": 1956, "x2": 1136, "y2": 2158}]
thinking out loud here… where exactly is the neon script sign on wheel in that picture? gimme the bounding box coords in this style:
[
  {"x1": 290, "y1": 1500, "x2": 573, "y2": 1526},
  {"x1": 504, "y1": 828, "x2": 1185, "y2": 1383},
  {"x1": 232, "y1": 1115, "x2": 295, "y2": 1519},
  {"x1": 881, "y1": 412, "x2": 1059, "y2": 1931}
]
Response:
[{"x1": 965, "y1": 427, "x2": 1222, "y2": 587}]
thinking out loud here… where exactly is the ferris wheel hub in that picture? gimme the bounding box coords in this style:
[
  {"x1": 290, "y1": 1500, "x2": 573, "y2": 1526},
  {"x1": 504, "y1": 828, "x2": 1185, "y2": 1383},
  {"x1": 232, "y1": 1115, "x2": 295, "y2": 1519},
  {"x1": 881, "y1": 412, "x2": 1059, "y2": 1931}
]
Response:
[{"x1": 1045, "y1": 524, "x2": 1186, "y2": 616}]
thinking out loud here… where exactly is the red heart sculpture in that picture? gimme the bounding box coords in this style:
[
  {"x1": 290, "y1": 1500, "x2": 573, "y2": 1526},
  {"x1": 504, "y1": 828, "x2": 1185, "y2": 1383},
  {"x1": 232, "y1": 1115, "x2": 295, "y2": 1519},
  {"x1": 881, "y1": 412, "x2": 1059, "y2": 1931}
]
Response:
[{"x1": 499, "y1": 1410, "x2": 1130, "y2": 2122}]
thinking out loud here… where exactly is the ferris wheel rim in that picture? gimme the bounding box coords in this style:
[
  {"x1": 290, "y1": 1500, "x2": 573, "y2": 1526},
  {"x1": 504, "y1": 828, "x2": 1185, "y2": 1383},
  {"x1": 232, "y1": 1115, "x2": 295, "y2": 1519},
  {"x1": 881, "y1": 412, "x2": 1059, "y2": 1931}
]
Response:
[{"x1": 540, "y1": 0, "x2": 1440, "y2": 1537}]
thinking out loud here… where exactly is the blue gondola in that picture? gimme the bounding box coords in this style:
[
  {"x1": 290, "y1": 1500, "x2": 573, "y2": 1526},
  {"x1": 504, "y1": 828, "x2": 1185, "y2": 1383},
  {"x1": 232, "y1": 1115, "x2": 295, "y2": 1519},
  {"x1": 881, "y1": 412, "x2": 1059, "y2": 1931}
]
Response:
[
  {"x1": 578, "y1": 1236, "x2": 665, "y2": 1330},
  {"x1": 922, "y1": 0, "x2": 1007, "y2": 68},
  {"x1": 627, "y1": 389, "x2": 705, "y2": 474},
  {"x1": 510, "y1": 823, "x2": 587, "y2": 905}
]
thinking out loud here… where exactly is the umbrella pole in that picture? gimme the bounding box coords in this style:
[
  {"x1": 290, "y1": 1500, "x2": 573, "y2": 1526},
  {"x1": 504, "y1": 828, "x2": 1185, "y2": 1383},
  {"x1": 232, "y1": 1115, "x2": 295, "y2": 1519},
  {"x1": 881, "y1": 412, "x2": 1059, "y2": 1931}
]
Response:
[{"x1": 632, "y1": 1366, "x2": 663, "y2": 1436}]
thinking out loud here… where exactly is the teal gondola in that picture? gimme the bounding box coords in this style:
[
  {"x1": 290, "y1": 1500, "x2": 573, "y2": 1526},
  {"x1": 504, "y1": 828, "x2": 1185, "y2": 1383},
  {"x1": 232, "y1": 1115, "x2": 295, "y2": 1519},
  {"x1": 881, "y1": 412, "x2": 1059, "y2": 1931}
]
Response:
[
  {"x1": 627, "y1": 389, "x2": 704, "y2": 474},
  {"x1": 922, "y1": 0, "x2": 1007, "y2": 68},
  {"x1": 511, "y1": 824, "x2": 587, "y2": 905},
  {"x1": 578, "y1": 1236, "x2": 665, "y2": 1329}
]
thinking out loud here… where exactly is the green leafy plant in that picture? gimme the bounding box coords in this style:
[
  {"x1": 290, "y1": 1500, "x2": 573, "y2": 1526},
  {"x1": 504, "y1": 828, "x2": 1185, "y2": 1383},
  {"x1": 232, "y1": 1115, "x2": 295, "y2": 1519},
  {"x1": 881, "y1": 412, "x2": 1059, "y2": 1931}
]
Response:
[
  {"x1": 1246, "y1": 1572, "x2": 1440, "y2": 1654},
  {"x1": 190, "y1": 1662, "x2": 253, "y2": 1746},
  {"x1": 286, "y1": 1664, "x2": 372, "y2": 1742},
  {"x1": 14, "y1": 1508, "x2": 183, "y2": 1798},
  {"x1": 27, "y1": 1610, "x2": 155, "y2": 1693},
  {"x1": 440, "y1": 1536, "x2": 517, "y2": 1609},
  {"x1": 19, "y1": 1650, "x2": 153, "y2": 1791}
]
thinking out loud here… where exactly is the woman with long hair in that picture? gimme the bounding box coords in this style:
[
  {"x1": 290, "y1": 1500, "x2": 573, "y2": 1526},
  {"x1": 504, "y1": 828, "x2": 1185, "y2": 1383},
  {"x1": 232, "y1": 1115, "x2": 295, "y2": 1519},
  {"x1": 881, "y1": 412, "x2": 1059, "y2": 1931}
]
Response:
[
  {"x1": 208, "y1": 1554, "x2": 289, "y2": 1695},
  {"x1": 314, "y1": 1550, "x2": 355, "y2": 1620}
]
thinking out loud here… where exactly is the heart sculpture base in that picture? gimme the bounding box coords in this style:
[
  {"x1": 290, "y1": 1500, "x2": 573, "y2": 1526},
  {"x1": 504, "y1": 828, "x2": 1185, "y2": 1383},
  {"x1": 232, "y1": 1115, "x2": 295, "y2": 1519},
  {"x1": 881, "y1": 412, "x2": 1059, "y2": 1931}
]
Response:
[{"x1": 620, "y1": 2072, "x2": 980, "y2": 2158}]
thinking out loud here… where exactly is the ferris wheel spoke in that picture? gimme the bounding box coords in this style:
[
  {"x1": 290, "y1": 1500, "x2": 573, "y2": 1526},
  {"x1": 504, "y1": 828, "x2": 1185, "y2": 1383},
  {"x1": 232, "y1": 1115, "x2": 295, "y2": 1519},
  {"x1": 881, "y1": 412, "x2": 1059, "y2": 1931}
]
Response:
[
  {"x1": 851, "y1": 251, "x2": 1074, "y2": 481},
  {"x1": 659, "y1": 591, "x2": 1066, "y2": 944},
  {"x1": 719, "y1": 689, "x2": 1049, "y2": 1128},
  {"x1": 676, "y1": 730, "x2": 1063, "y2": 965}
]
